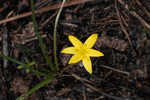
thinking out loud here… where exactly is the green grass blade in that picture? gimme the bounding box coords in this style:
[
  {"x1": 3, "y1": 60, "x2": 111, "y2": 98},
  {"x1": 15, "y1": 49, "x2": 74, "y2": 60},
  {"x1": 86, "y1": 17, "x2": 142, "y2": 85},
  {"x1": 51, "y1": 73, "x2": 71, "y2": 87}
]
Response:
[
  {"x1": 54, "y1": 0, "x2": 66, "y2": 70},
  {"x1": 16, "y1": 75, "x2": 53, "y2": 100},
  {"x1": 0, "y1": 54, "x2": 25, "y2": 66},
  {"x1": 30, "y1": 0, "x2": 54, "y2": 71},
  {"x1": 0, "y1": 54, "x2": 47, "y2": 77}
]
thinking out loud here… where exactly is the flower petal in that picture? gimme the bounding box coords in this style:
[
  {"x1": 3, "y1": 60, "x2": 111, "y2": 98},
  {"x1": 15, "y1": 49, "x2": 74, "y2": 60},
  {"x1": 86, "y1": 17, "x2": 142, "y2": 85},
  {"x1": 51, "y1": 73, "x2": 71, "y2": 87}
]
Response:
[
  {"x1": 68, "y1": 54, "x2": 82, "y2": 64},
  {"x1": 87, "y1": 49, "x2": 104, "y2": 57},
  {"x1": 82, "y1": 56, "x2": 92, "y2": 74},
  {"x1": 84, "y1": 34, "x2": 98, "y2": 48},
  {"x1": 69, "y1": 35, "x2": 83, "y2": 48},
  {"x1": 61, "y1": 47, "x2": 76, "y2": 54}
]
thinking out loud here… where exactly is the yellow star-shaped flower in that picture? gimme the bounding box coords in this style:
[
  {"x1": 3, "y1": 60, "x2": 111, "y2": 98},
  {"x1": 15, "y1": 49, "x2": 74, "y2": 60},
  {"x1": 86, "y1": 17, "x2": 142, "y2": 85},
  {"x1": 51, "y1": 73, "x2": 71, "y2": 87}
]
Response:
[{"x1": 61, "y1": 34, "x2": 104, "y2": 74}]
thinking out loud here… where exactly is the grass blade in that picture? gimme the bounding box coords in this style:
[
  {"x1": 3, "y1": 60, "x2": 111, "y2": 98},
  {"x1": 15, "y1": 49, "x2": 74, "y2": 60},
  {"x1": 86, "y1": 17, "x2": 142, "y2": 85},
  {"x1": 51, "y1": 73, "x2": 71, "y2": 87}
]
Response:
[
  {"x1": 16, "y1": 75, "x2": 53, "y2": 100},
  {"x1": 30, "y1": 0, "x2": 54, "y2": 71},
  {"x1": 0, "y1": 54, "x2": 47, "y2": 77},
  {"x1": 54, "y1": 0, "x2": 66, "y2": 70}
]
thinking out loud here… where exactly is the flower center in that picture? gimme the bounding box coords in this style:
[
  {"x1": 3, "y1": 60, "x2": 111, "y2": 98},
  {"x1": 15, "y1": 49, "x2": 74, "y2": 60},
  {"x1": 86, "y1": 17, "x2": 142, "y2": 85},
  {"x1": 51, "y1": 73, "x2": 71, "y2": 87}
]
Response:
[{"x1": 76, "y1": 46, "x2": 88, "y2": 57}]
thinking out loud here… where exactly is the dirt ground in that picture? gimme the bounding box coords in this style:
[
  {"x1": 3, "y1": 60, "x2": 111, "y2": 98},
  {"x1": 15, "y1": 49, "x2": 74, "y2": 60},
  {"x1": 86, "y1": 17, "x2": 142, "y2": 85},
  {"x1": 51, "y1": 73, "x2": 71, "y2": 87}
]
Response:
[{"x1": 1, "y1": 0, "x2": 150, "y2": 100}]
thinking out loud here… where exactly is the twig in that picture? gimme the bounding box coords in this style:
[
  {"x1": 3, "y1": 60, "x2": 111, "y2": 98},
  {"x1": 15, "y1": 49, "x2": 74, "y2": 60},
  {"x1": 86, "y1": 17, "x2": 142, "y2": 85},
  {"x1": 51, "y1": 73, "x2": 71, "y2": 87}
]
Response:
[
  {"x1": 0, "y1": 0, "x2": 95, "y2": 25},
  {"x1": 100, "y1": 65, "x2": 130, "y2": 76},
  {"x1": 34, "y1": 0, "x2": 53, "y2": 9},
  {"x1": 2, "y1": 24, "x2": 8, "y2": 68},
  {"x1": 84, "y1": 83, "x2": 127, "y2": 100},
  {"x1": 120, "y1": 12, "x2": 129, "y2": 27},
  {"x1": 115, "y1": 0, "x2": 132, "y2": 46},
  {"x1": 21, "y1": 34, "x2": 47, "y2": 45},
  {"x1": 117, "y1": 0, "x2": 150, "y2": 31},
  {"x1": 40, "y1": 11, "x2": 58, "y2": 28},
  {"x1": 71, "y1": 73, "x2": 127, "y2": 100},
  {"x1": 71, "y1": 73, "x2": 92, "y2": 84},
  {"x1": 0, "y1": 24, "x2": 9, "y2": 100},
  {"x1": 130, "y1": 11, "x2": 150, "y2": 30},
  {"x1": 136, "y1": 0, "x2": 150, "y2": 19}
]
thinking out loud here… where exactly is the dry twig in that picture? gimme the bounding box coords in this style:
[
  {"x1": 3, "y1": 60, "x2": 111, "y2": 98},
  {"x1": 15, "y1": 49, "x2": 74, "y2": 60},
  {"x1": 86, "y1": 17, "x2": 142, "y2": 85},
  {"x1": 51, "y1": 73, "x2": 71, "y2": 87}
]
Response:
[
  {"x1": 0, "y1": 0, "x2": 95, "y2": 25},
  {"x1": 136, "y1": 0, "x2": 150, "y2": 19},
  {"x1": 71, "y1": 73, "x2": 128, "y2": 100},
  {"x1": 2, "y1": 24, "x2": 8, "y2": 68},
  {"x1": 115, "y1": 0, "x2": 132, "y2": 46},
  {"x1": 100, "y1": 65, "x2": 130, "y2": 76},
  {"x1": 117, "y1": 0, "x2": 150, "y2": 31}
]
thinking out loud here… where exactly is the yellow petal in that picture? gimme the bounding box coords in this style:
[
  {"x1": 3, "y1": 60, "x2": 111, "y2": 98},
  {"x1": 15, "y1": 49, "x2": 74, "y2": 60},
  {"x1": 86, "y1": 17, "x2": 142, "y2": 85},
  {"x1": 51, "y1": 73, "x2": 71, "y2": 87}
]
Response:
[
  {"x1": 82, "y1": 56, "x2": 92, "y2": 74},
  {"x1": 87, "y1": 49, "x2": 104, "y2": 57},
  {"x1": 68, "y1": 54, "x2": 82, "y2": 64},
  {"x1": 61, "y1": 47, "x2": 76, "y2": 54},
  {"x1": 69, "y1": 35, "x2": 83, "y2": 48},
  {"x1": 84, "y1": 34, "x2": 98, "y2": 48}
]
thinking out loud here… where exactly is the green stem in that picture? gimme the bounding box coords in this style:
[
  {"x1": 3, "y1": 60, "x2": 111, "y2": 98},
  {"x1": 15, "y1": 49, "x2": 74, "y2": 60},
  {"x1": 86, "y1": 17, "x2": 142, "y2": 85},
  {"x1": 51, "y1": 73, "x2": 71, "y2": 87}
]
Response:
[
  {"x1": 30, "y1": 0, "x2": 54, "y2": 71},
  {"x1": 0, "y1": 54, "x2": 47, "y2": 77},
  {"x1": 54, "y1": 0, "x2": 66, "y2": 70}
]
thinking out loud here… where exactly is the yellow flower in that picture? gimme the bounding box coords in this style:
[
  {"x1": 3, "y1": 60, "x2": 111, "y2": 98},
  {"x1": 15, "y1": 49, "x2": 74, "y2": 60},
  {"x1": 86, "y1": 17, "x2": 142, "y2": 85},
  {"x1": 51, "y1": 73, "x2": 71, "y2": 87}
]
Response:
[{"x1": 61, "y1": 34, "x2": 104, "y2": 74}]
